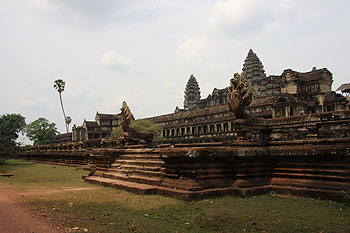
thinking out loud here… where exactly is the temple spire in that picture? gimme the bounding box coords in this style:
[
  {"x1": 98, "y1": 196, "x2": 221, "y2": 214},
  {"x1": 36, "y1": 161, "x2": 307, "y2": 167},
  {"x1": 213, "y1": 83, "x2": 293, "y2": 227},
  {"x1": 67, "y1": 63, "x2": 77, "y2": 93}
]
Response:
[
  {"x1": 242, "y1": 49, "x2": 266, "y2": 98},
  {"x1": 184, "y1": 74, "x2": 201, "y2": 110}
]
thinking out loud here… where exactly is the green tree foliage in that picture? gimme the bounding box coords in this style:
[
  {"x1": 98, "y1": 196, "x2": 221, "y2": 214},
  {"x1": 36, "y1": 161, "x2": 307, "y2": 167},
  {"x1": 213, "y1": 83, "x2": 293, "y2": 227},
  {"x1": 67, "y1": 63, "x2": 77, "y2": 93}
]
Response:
[
  {"x1": 26, "y1": 118, "x2": 57, "y2": 145},
  {"x1": 0, "y1": 114, "x2": 26, "y2": 164},
  {"x1": 111, "y1": 119, "x2": 163, "y2": 142}
]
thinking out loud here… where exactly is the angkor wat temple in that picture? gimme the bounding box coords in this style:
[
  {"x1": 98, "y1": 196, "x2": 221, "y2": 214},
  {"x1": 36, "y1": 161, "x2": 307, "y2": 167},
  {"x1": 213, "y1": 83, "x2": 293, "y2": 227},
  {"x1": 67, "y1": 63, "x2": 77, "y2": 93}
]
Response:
[
  {"x1": 150, "y1": 49, "x2": 349, "y2": 143},
  {"x1": 71, "y1": 49, "x2": 349, "y2": 143},
  {"x1": 24, "y1": 49, "x2": 350, "y2": 201}
]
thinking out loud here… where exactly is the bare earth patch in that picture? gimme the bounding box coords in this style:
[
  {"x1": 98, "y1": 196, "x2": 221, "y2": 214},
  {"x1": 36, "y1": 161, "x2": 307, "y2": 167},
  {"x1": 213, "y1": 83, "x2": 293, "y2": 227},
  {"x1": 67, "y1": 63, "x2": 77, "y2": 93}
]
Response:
[
  {"x1": 0, "y1": 185, "x2": 61, "y2": 233},
  {"x1": 22, "y1": 187, "x2": 100, "y2": 196}
]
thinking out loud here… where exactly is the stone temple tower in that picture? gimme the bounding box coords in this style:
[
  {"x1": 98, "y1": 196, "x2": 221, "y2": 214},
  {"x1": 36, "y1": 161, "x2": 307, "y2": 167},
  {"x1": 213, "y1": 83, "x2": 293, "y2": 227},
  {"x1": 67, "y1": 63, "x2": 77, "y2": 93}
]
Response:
[
  {"x1": 242, "y1": 49, "x2": 266, "y2": 98},
  {"x1": 184, "y1": 74, "x2": 201, "y2": 110}
]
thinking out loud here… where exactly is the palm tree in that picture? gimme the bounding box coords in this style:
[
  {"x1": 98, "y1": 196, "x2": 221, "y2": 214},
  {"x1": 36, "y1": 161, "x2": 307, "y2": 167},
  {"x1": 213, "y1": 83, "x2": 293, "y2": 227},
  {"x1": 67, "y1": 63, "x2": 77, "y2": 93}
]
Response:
[
  {"x1": 54, "y1": 79, "x2": 69, "y2": 141},
  {"x1": 65, "y1": 116, "x2": 72, "y2": 131}
]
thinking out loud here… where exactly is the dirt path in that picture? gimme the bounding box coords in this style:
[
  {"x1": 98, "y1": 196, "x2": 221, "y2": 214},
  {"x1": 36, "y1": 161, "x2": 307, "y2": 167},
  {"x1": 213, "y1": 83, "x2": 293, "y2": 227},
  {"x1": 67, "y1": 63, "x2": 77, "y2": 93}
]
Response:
[{"x1": 0, "y1": 186, "x2": 61, "y2": 233}]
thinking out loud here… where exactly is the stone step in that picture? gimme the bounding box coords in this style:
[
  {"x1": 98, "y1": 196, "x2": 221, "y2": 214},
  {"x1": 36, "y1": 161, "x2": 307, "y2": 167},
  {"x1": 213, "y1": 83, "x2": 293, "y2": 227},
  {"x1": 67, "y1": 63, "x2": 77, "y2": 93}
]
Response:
[
  {"x1": 119, "y1": 154, "x2": 162, "y2": 160},
  {"x1": 165, "y1": 168, "x2": 234, "y2": 175},
  {"x1": 84, "y1": 176, "x2": 225, "y2": 200},
  {"x1": 107, "y1": 169, "x2": 164, "y2": 178},
  {"x1": 85, "y1": 175, "x2": 346, "y2": 202},
  {"x1": 84, "y1": 176, "x2": 156, "y2": 195},
  {"x1": 112, "y1": 159, "x2": 165, "y2": 167},
  {"x1": 270, "y1": 177, "x2": 350, "y2": 191},
  {"x1": 273, "y1": 172, "x2": 350, "y2": 181},
  {"x1": 111, "y1": 164, "x2": 165, "y2": 172},
  {"x1": 102, "y1": 172, "x2": 162, "y2": 186},
  {"x1": 274, "y1": 167, "x2": 350, "y2": 176},
  {"x1": 274, "y1": 162, "x2": 349, "y2": 169},
  {"x1": 197, "y1": 173, "x2": 236, "y2": 179}
]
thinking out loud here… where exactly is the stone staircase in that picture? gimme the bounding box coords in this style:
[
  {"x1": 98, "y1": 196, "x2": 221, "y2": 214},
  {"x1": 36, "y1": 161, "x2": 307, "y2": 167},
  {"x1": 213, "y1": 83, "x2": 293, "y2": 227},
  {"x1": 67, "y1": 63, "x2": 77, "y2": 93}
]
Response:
[
  {"x1": 84, "y1": 147, "x2": 350, "y2": 201},
  {"x1": 85, "y1": 152, "x2": 166, "y2": 195}
]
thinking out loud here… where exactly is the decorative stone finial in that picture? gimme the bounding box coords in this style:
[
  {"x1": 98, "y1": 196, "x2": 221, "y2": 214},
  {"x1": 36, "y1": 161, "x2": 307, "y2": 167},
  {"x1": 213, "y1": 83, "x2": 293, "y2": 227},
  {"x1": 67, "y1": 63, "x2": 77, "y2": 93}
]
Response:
[
  {"x1": 120, "y1": 101, "x2": 153, "y2": 143},
  {"x1": 227, "y1": 73, "x2": 253, "y2": 119},
  {"x1": 121, "y1": 101, "x2": 135, "y2": 133}
]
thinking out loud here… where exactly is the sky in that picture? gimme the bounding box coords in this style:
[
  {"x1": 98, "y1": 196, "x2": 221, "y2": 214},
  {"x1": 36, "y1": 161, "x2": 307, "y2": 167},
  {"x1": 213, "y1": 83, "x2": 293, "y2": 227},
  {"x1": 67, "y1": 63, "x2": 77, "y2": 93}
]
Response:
[{"x1": 1, "y1": 0, "x2": 349, "y2": 144}]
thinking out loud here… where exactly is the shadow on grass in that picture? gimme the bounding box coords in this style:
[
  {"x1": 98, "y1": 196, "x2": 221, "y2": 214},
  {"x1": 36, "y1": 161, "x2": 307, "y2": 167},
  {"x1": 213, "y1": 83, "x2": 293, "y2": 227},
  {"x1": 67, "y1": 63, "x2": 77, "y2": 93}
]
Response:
[{"x1": 0, "y1": 159, "x2": 36, "y2": 174}]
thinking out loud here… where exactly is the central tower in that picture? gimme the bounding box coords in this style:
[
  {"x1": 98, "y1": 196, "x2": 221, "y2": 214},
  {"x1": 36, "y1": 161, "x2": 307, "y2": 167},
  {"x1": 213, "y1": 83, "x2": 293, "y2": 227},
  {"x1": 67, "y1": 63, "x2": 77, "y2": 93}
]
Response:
[
  {"x1": 184, "y1": 74, "x2": 201, "y2": 110},
  {"x1": 242, "y1": 49, "x2": 266, "y2": 98}
]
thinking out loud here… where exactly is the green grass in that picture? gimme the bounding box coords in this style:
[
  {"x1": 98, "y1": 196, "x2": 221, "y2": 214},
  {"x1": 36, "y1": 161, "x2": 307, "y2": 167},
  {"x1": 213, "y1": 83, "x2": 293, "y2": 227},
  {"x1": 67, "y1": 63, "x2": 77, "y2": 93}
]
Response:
[{"x1": 1, "y1": 160, "x2": 349, "y2": 232}]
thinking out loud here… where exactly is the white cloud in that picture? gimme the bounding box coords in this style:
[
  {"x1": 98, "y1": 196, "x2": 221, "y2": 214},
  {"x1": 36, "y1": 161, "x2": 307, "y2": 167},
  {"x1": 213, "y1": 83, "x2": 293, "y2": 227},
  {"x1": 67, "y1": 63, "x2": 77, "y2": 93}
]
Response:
[
  {"x1": 31, "y1": 0, "x2": 158, "y2": 28},
  {"x1": 99, "y1": 51, "x2": 130, "y2": 71},
  {"x1": 177, "y1": 36, "x2": 209, "y2": 59},
  {"x1": 206, "y1": 0, "x2": 278, "y2": 37},
  {"x1": 201, "y1": 82, "x2": 217, "y2": 97},
  {"x1": 203, "y1": 0, "x2": 302, "y2": 40},
  {"x1": 19, "y1": 96, "x2": 52, "y2": 108},
  {"x1": 32, "y1": 0, "x2": 59, "y2": 12},
  {"x1": 104, "y1": 94, "x2": 140, "y2": 113},
  {"x1": 162, "y1": 81, "x2": 177, "y2": 88},
  {"x1": 206, "y1": 0, "x2": 252, "y2": 29}
]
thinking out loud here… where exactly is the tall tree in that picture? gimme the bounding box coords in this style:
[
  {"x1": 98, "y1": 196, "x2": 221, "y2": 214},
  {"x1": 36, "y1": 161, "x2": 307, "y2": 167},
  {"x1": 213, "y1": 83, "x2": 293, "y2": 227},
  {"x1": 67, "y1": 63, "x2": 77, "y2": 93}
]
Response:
[
  {"x1": 53, "y1": 79, "x2": 69, "y2": 141},
  {"x1": 0, "y1": 113, "x2": 26, "y2": 164},
  {"x1": 65, "y1": 116, "x2": 72, "y2": 131},
  {"x1": 26, "y1": 118, "x2": 57, "y2": 145}
]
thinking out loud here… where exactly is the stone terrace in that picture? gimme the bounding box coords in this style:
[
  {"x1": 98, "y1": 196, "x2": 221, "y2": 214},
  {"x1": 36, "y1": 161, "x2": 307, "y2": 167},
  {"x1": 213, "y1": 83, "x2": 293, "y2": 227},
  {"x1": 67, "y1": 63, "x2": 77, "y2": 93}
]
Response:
[{"x1": 21, "y1": 111, "x2": 350, "y2": 201}]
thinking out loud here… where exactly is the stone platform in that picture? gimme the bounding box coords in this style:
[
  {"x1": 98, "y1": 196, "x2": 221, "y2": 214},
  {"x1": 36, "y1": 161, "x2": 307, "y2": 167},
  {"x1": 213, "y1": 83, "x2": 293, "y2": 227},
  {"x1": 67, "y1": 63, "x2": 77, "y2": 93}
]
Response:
[
  {"x1": 85, "y1": 140, "x2": 350, "y2": 201},
  {"x1": 20, "y1": 111, "x2": 350, "y2": 201}
]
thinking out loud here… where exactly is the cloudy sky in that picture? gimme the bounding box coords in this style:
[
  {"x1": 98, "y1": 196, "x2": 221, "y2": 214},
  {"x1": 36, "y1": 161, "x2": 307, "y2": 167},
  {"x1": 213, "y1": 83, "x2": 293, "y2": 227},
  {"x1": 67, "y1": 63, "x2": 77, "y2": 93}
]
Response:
[{"x1": 1, "y1": 0, "x2": 349, "y2": 143}]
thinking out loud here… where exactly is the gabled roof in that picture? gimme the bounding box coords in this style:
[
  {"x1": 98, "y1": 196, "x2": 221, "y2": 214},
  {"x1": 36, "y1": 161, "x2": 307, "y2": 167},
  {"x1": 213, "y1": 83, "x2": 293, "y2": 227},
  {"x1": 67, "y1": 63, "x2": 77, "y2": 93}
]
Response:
[
  {"x1": 336, "y1": 83, "x2": 350, "y2": 91},
  {"x1": 282, "y1": 68, "x2": 332, "y2": 82},
  {"x1": 95, "y1": 112, "x2": 121, "y2": 120},
  {"x1": 84, "y1": 121, "x2": 98, "y2": 128}
]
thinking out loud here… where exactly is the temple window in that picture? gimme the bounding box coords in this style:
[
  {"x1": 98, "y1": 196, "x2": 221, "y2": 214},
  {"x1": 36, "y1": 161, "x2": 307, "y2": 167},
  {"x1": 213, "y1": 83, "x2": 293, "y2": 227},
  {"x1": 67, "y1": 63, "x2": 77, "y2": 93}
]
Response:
[
  {"x1": 210, "y1": 125, "x2": 215, "y2": 133},
  {"x1": 216, "y1": 124, "x2": 222, "y2": 133},
  {"x1": 203, "y1": 125, "x2": 208, "y2": 134},
  {"x1": 181, "y1": 128, "x2": 185, "y2": 136},
  {"x1": 192, "y1": 126, "x2": 196, "y2": 135},
  {"x1": 197, "y1": 126, "x2": 202, "y2": 134},
  {"x1": 223, "y1": 123, "x2": 228, "y2": 132}
]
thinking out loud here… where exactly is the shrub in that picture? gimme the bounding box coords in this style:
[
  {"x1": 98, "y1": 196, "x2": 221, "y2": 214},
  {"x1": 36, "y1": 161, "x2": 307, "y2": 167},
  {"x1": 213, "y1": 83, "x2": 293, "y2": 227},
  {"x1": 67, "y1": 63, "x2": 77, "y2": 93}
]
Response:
[
  {"x1": 343, "y1": 190, "x2": 350, "y2": 207},
  {"x1": 111, "y1": 119, "x2": 163, "y2": 142}
]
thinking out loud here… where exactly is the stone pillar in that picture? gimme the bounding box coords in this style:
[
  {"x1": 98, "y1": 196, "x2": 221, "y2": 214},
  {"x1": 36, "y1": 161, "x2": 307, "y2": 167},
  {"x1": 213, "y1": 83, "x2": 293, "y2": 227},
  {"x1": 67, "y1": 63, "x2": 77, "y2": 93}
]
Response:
[{"x1": 272, "y1": 108, "x2": 276, "y2": 119}]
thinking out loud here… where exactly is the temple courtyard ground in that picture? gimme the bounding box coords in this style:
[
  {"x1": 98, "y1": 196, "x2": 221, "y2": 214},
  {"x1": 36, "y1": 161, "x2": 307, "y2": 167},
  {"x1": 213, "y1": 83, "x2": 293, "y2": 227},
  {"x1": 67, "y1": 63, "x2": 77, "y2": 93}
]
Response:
[{"x1": 0, "y1": 160, "x2": 349, "y2": 232}]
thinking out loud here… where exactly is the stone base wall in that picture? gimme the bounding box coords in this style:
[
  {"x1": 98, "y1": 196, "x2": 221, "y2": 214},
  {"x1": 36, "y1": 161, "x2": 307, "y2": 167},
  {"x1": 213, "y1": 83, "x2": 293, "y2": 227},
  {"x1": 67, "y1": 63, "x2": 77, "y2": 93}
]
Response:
[
  {"x1": 267, "y1": 110, "x2": 350, "y2": 141},
  {"x1": 19, "y1": 111, "x2": 350, "y2": 201}
]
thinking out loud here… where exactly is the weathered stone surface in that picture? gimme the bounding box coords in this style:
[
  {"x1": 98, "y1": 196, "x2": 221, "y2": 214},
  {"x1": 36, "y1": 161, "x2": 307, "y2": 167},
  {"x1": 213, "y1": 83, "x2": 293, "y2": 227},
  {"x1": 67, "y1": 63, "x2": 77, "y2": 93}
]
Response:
[
  {"x1": 227, "y1": 73, "x2": 253, "y2": 119},
  {"x1": 120, "y1": 101, "x2": 153, "y2": 143},
  {"x1": 19, "y1": 110, "x2": 350, "y2": 201},
  {"x1": 184, "y1": 75, "x2": 201, "y2": 110},
  {"x1": 242, "y1": 49, "x2": 267, "y2": 99}
]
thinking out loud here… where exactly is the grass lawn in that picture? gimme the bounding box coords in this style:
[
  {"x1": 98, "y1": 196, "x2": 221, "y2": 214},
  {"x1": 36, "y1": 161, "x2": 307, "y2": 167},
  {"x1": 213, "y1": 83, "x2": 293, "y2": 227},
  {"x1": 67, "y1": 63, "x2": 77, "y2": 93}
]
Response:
[{"x1": 0, "y1": 160, "x2": 349, "y2": 232}]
